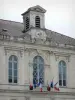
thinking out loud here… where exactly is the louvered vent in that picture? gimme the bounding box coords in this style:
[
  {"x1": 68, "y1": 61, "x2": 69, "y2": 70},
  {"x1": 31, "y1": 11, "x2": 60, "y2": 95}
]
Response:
[
  {"x1": 26, "y1": 17, "x2": 29, "y2": 30},
  {"x1": 35, "y1": 16, "x2": 40, "y2": 28}
]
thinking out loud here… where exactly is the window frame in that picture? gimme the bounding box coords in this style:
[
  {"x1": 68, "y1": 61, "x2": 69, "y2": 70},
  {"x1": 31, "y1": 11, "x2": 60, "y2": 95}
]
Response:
[
  {"x1": 8, "y1": 55, "x2": 18, "y2": 84},
  {"x1": 33, "y1": 56, "x2": 44, "y2": 85},
  {"x1": 58, "y1": 60, "x2": 67, "y2": 87}
]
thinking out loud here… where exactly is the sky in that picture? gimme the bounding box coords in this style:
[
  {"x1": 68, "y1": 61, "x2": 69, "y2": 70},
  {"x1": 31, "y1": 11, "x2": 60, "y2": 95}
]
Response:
[{"x1": 0, "y1": 0, "x2": 75, "y2": 38}]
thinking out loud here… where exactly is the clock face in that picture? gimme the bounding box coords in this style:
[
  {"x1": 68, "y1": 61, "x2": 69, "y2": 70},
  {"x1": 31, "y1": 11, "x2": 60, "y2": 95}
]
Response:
[
  {"x1": 36, "y1": 32, "x2": 42, "y2": 38},
  {"x1": 30, "y1": 29, "x2": 47, "y2": 41},
  {"x1": 35, "y1": 31, "x2": 47, "y2": 41}
]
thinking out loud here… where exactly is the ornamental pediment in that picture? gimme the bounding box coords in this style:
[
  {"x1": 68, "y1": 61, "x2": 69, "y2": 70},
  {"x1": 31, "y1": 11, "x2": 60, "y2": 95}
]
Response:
[{"x1": 28, "y1": 5, "x2": 46, "y2": 13}]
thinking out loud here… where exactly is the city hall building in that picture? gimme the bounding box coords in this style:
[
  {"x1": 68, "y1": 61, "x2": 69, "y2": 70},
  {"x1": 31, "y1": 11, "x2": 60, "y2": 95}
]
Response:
[{"x1": 0, "y1": 5, "x2": 75, "y2": 100}]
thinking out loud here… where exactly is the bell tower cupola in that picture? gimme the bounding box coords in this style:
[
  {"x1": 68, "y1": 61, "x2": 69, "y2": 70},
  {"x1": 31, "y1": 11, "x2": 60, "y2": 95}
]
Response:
[{"x1": 22, "y1": 5, "x2": 46, "y2": 32}]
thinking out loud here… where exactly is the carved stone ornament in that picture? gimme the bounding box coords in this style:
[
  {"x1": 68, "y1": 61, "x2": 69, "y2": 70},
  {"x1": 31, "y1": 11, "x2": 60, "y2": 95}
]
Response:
[
  {"x1": 19, "y1": 49, "x2": 23, "y2": 57},
  {"x1": 35, "y1": 31, "x2": 46, "y2": 41},
  {"x1": 25, "y1": 48, "x2": 42, "y2": 55},
  {"x1": 4, "y1": 46, "x2": 24, "y2": 57},
  {"x1": 25, "y1": 48, "x2": 37, "y2": 55},
  {"x1": 66, "y1": 55, "x2": 70, "y2": 62},
  {"x1": 55, "y1": 55, "x2": 59, "y2": 61},
  {"x1": 54, "y1": 51, "x2": 70, "y2": 62},
  {"x1": 36, "y1": 49, "x2": 41, "y2": 55},
  {"x1": 4, "y1": 49, "x2": 9, "y2": 55},
  {"x1": 30, "y1": 29, "x2": 47, "y2": 42}
]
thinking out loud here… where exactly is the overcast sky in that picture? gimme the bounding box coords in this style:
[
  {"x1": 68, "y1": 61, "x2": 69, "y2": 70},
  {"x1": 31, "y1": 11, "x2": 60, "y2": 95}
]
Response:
[{"x1": 0, "y1": 0, "x2": 75, "y2": 38}]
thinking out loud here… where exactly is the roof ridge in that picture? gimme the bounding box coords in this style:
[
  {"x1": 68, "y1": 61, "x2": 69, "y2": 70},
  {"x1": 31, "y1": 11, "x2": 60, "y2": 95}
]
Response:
[{"x1": 0, "y1": 19, "x2": 23, "y2": 24}]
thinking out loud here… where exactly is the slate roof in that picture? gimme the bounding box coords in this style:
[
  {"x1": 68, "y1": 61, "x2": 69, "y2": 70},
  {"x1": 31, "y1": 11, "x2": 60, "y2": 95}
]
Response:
[
  {"x1": 0, "y1": 19, "x2": 75, "y2": 46},
  {"x1": 45, "y1": 29, "x2": 75, "y2": 46},
  {"x1": 0, "y1": 19, "x2": 23, "y2": 37}
]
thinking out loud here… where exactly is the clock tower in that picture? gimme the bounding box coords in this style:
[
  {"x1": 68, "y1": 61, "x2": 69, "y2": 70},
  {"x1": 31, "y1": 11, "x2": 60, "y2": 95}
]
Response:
[
  {"x1": 22, "y1": 5, "x2": 46, "y2": 31},
  {"x1": 21, "y1": 5, "x2": 47, "y2": 41}
]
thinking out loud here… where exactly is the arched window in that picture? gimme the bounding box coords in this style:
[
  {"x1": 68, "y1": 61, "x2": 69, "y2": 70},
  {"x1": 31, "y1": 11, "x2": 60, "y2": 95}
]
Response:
[
  {"x1": 8, "y1": 55, "x2": 18, "y2": 83},
  {"x1": 59, "y1": 61, "x2": 66, "y2": 86},
  {"x1": 35, "y1": 16, "x2": 40, "y2": 28},
  {"x1": 33, "y1": 56, "x2": 44, "y2": 85},
  {"x1": 26, "y1": 17, "x2": 29, "y2": 30}
]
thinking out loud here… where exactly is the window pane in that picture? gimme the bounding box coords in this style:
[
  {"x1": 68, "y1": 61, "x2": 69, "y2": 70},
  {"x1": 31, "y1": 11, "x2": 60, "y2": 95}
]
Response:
[
  {"x1": 33, "y1": 78, "x2": 38, "y2": 84},
  {"x1": 59, "y1": 66, "x2": 62, "y2": 73},
  {"x1": 9, "y1": 69, "x2": 12, "y2": 76},
  {"x1": 59, "y1": 61, "x2": 66, "y2": 87},
  {"x1": 14, "y1": 62, "x2": 17, "y2": 69},
  {"x1": 39, "y1": 78, "x2": 44, "y2": 84},
  {"x1": 63, "y1": 80, "x2": 66, "y2": 86},
  {"x1": 62, "y1": 61, "x2": 66, "y2": 66},
  {"x1": 63, "y1": 67, "x2": 66, "y2": 80},
  {"x1": 9, "y1": 76, "x2": 12, "y2": 83},
  {"x1": 59, "y1": 80, "x2": 62, "y2": 86},
  {"x1": 39, "y1": 64, "x2": 44, "y2": 84},
  {"x1": 33, "y1": 63, "x2": 37, "y2": 70},
  {"x1": 9, "y1": 56, "x2": 12, "y2": 61},
  {"x1": 63, "y1": 73, "x2": 66, "y2": 79},
  {"x1": 33, "y1": 63, "x2": 38, "y2": 84},
  {"x1": 63, "y1": 66, "x2": 66, "y2": 72},
  {"x1": 33, "y1": 57, "x2": 37, "y2": 63},
  {"x1": 39, "y1": 57, "x2": 44, "y2": 64},
  {"x1": 9, "y1": 62, "x2": 12, "y2": 69},
  {"x1": 13, "y1": 56, "x2": 17, "y2": 61},
  {"x1": 33, "y1": 56, "x2": 44, "y2": 84},
  {"x1": 59, "y1": 73, "x2": 62, "y2": 80},
  {"x1": 14, "y1": 77, "x2": 17, "y2": 83},
  {"x1": 14, "y1": 70, "x2": 17, "y2": 76}
]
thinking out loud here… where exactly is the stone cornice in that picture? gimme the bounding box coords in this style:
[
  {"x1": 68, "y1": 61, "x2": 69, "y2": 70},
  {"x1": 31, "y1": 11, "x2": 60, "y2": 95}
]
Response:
[
  {"x1": 3, "y1": 45, "x2": 75, "y2": 56},
  {"x1": 4, "y1": 46, "x2": 24, "y2": 51},
  {"x1": 0, "y1": 89, "x2": 75, "y2": 96},
  {"x1": 4, "y1": 46, "x2": 24, "y2": 57},
  {"x1": 0, "y1": 36, "x2": 75, "y2": 51},
  {"x1": 53, "y1": 51, "x2": 70, "y2": 58}
]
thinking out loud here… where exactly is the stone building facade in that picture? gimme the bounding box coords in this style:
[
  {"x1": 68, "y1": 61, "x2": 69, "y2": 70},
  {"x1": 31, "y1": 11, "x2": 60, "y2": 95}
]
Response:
[{"x1": 0, "y1": 5, "x2": 75, "y2": 100}]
